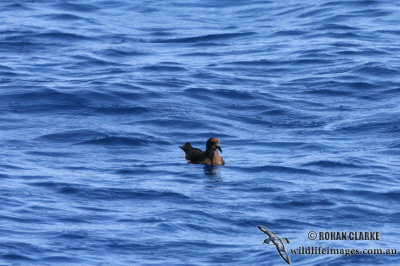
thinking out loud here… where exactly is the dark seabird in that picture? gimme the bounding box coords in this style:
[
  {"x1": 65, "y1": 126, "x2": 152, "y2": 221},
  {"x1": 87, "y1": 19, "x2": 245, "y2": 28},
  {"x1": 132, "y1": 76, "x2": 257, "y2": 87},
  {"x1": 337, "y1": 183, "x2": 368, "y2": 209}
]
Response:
[{"x1": 180, "y1": 137, "x2": 225, "y2": 166}]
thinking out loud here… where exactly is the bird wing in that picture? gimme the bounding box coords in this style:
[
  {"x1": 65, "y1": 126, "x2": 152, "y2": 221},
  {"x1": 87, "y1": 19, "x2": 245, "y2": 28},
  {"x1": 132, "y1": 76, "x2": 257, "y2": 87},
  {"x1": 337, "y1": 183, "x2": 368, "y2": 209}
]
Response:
[
  {"x1": 274, "y1": 238, "x2": 291, "y2": 265},
  {"x1": 257, "y1": 225, "x2": 274, "y2": 238},
  {"x1": 186, "y1": 148, "x2": 207, "y2": 163}
]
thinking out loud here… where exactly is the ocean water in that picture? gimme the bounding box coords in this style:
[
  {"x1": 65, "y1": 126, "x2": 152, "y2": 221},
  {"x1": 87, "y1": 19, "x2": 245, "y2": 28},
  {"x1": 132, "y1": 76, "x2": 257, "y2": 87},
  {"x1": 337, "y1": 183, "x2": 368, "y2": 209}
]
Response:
[{"x1": 1, "y1": 0, "x2": 400, "y2": 265}]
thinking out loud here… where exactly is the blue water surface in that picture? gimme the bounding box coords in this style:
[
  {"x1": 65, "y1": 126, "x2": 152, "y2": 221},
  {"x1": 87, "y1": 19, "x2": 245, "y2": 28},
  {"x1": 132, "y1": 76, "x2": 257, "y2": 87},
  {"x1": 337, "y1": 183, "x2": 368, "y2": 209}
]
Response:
[{"x1": 1, "y1": 0, "x2": 400, "y2": 265}]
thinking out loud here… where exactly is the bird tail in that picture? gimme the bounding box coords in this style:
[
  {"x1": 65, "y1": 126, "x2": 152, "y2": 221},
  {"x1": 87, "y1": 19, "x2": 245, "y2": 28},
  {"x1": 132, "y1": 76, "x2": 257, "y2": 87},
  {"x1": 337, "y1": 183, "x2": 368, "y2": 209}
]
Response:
[{"x1": 179, "y1": 142, "x2": 193, "y2": 153}]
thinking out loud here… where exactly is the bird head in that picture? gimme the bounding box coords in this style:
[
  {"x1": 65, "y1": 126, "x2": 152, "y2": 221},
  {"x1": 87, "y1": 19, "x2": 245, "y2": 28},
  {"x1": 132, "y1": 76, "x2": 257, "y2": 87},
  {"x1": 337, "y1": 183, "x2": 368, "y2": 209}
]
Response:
[
  {"x1": 206, "y1": 137, "x2": 222, "y2": 152},
  {"x1": 263, "y1": 238, "x2": 272, "y2": 245}
]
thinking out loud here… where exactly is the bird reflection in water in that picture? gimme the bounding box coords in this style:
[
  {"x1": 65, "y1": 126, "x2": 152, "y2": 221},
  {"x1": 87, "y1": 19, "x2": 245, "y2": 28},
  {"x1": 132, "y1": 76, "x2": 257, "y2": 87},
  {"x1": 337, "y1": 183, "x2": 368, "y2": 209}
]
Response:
[
  {"x1": 203, "y1": 165, "x2": 223, "y2": 188},
  {"x1": 203, "y1": 165, "x2": 220, "y2": 177}
]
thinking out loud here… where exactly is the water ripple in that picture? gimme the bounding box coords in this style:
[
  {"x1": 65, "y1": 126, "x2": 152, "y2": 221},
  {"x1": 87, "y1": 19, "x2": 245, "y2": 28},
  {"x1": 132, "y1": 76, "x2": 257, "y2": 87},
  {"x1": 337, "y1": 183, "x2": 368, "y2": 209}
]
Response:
[{"x1": 1, "y1": 0, "x2": 400, "y2": 265}]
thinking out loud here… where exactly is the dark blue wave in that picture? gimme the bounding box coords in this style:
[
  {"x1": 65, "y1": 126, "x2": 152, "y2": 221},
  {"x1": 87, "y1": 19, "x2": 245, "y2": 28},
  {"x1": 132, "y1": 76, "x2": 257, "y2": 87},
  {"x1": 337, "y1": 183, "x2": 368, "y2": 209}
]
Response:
[
  {"x1": 140, "y1": 64, "x2": 187, "y2": 72},
  {"x1": 51, "y1": 3, "x2": 99, "y2": 12},
  {"x1": 36, "y1": 130, "x2": 108, "y2": 143},
  {"x1": 185, "y1": 88, "x2": 256, "y2": 100},
  {"x1": 78, "y1": 136, "x2": 170, "y2": 146},
  {"x1": 231, "y1": 165, "x2": 320, "y2": 175},
  {"x1": 302, "y1": 160, "x2": 364, "y2": 168},
  {"x1": 42, "y1": 13, "x2": 87, "y2": 21},
  {"x1": 150, "y1": 32, "x2": 255, "y2": 43}
]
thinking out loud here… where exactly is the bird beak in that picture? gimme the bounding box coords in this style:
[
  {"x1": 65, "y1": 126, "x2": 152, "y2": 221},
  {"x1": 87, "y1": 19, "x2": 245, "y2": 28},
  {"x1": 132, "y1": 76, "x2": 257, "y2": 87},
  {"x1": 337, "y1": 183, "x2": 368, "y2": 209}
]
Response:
[{"x1": 217, "y1": 146, "x2": 222, "y2": 152}]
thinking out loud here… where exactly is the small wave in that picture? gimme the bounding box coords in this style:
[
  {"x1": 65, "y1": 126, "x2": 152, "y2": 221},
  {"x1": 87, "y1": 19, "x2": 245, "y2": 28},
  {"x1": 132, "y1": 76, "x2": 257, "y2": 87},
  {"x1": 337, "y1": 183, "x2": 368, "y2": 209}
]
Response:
[
  {"x1": 336, "y1": 48, "x2": 387, "y2": 56},
  {"x1": 62, "y1": 186, "x2": 191, "y2": 202},
  {"x1": 297, "y1": 7, "x2": 331, "y2": 18},
  {"x1": 31, "y1": 31, "x2": 93, "y2": 41},
  {"x1": 136, "y1": 118, "x2": 212, "y2": 129},
  {"x1": 149, "y1": 32, "x2": 255, "y2": 43},
  {"x1": 25, "y1": 151, "x2": 77, "y2": 157},
  {"x1": 334, "y1": 119, "x2": 400, "y2": 134},
  {"x1": 389, "y1": 142, "x2": 400, "y2": 149},
  {"x1": 321, "y1": 0, "x2": 379, "y2": 7},
  {"x1": 353, "y1": 64, "x2": 399, "y2": 77},
  {"x1": 6, "y1": 88, "x2": 87, "y2": 113},
  {"x1": 149, "y1": 31, "x2": 174, "y2": 36},
  {"x1": 292, "y1": 59, "x2": 334, "y2": 65},
  {"x1": 92, "y1": 106, "x2": 149, "y2": 115},
  {"x1": 42, "y1": 256, "x2": 79, "y2": 263},
  {"x1": 51, "y1": 3, "x2": 99, "y2": 12},
  {"x1": 37, "y1": 130, "x2": 108, "y2": 143},
  {"x1": 0, "y1": 174, "x2": 11, "y2": 179},
  {"x1": 306, "y1": 89, "x2": 353, "y2": 96},
  {"x1": 78, "y1": 136, "x2": 169, "y2": 146},
  {"x1": 316, "y1": 23, "x2": 360, "y2": 31},
  {"x1": 230, "y1": 182, "x2": 282, "y2": 193},
  {"x1": 2, "y1": 3, "x2": 32, "y2": 11},
  {"x1": 100, "y1": 48, "x2": 148, "y2": 57},
  {"x1": 71, "y1": 55, "x2": 124, "y2": 66},
  {"x1": 163, "y1": 209, "x2": 228, "y2": 224},
  {"x1": 185, "y1": 88, "x2": 255, "y2": 100},
  {"x1": 378, "y1": 30, "x2": 400, "y2": 36},
  {"x1": 272, "y1": 30, "x2": 307, "y2": 36},
  {"x1": 2, "y1": 254, "x2": 33, "y2": 261},
  {"x1": 232, "y1": 165, "x2": 319, "y2": 175},
  {"x1": 140, "y1": 65, "x2": 187, "y2": 72},
  {"x1": 302, "y1": 160, "x2": 364, "y2": 168},
  {"x1": 0, "y1": 164, "x2": 23, "y2": 170},
  {"x1": 342, "y1": 81, "x2": 376, "y2": 89},
  {"x1": 320, "y1": 189, "x2": 400, "y2": 201},
  {"x1": 271, "y1": 198, "x2": 335, "y2": 208},
  {"x1": 41, "y1": 13, "x2": 87, "y2": 21},
  {"x1": 4, "y1": 88, "x2": 86, "y2": 105},
  {"x1": 272, "y1": 218, "x2": 317, "y2": 228},
  {"x1": 227, "y1": 59, "x2": 283, "y2": 66},
  {"x1": 179, "y1": 52, "x2": 218, "y2": 56}
]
